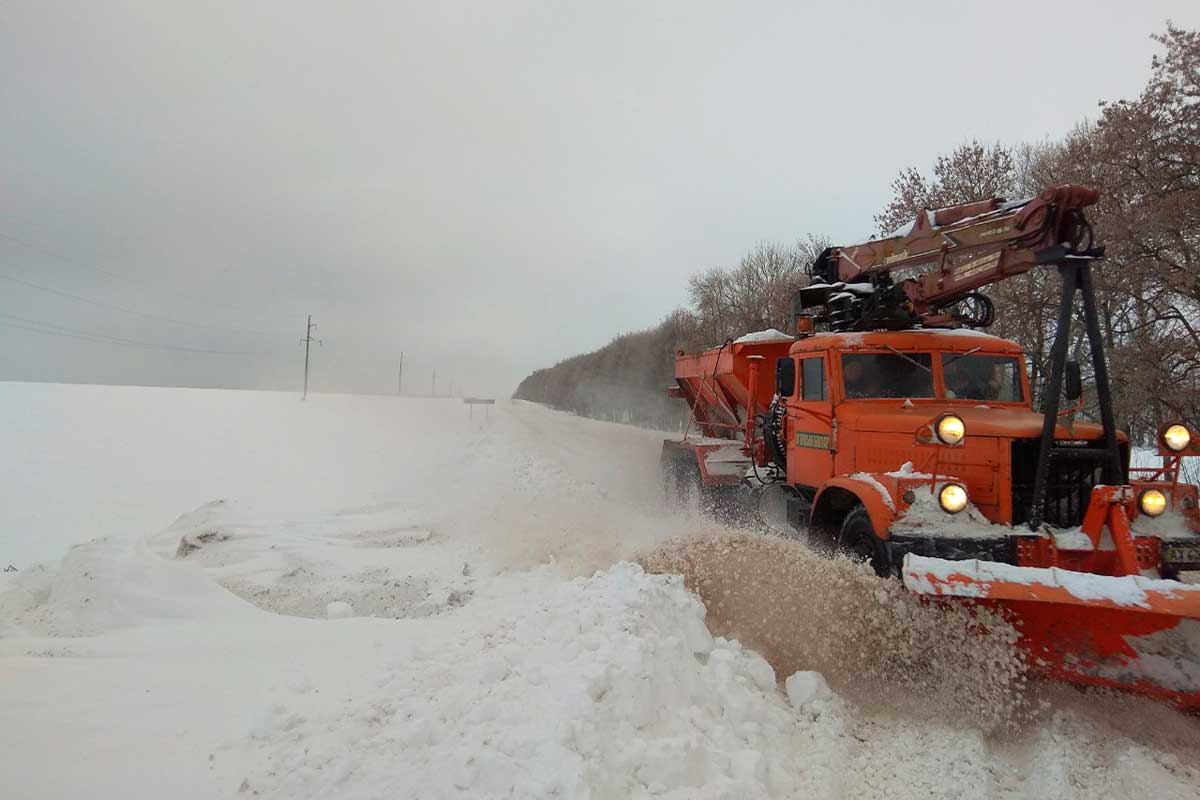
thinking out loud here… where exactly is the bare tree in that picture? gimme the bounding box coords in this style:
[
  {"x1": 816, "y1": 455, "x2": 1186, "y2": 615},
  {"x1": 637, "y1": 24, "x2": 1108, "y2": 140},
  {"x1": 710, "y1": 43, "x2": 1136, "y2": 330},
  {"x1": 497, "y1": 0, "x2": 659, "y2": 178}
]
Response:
[{"x1": 875, "y1": 141, "x2": 1016, "y2": 235}]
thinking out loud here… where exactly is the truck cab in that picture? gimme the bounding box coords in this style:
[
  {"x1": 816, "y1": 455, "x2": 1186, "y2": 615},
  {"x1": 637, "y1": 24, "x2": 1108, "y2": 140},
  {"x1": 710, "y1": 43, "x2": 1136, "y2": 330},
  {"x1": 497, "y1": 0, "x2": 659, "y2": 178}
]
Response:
[{"x1": 772, "y1": 328, "x2": 1199, "y2": 576}]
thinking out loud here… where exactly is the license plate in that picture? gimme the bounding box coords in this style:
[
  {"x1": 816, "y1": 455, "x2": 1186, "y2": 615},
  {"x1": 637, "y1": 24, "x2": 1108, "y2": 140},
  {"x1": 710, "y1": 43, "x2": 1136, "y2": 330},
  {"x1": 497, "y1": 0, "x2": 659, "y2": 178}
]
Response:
[{"x1": 1162, "y1": 543, "x2": 1200, "y2": 565}]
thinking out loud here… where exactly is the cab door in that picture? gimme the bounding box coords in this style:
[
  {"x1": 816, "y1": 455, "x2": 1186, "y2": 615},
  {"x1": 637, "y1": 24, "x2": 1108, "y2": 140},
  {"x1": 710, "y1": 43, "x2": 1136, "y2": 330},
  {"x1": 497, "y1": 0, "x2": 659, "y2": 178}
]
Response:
[{"x1": 787, "y1": 355, "x2": 835, "y2": 489}]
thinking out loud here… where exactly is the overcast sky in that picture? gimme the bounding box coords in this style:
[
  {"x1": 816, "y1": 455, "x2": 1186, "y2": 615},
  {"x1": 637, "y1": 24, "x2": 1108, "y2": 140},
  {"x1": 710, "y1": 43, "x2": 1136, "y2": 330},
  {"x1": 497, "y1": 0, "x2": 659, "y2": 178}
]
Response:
[{"x1": 2, "y1": 1, "x2": 1197, "y2": 397}]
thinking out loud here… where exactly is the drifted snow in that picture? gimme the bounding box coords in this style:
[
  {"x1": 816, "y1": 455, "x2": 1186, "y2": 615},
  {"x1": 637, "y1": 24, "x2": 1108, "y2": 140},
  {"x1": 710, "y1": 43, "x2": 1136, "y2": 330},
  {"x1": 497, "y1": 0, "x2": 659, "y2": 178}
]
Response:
[
  {"x1": 241, "y1": 562, "x2": 831, "y2": 799},
  {"x1": 785, "y1": 671, "x2": 834, "y2": 713},
  {"x1": 2, "y1": 383, "x2": 1200, "y2": 799}
]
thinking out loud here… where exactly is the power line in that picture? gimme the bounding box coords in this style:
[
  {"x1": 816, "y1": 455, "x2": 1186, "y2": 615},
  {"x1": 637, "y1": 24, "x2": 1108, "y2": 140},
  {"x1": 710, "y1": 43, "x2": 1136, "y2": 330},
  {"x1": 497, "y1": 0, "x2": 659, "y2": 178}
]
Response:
[
  {"x1": 0, "y1": 225, "x2": 290, "y2": 338},
  {"x1": 0, "y1": 271, "x2": 287, "y2": 338},
  {"x1": 0, "y1": 311, "x2": 266, "y2": 355},
  {"x1": 0, "y1": 312, "x2": 263, "y2": 355},
  {"x1": 0, "y1": 229, "x2": 124, "y2": 281}
]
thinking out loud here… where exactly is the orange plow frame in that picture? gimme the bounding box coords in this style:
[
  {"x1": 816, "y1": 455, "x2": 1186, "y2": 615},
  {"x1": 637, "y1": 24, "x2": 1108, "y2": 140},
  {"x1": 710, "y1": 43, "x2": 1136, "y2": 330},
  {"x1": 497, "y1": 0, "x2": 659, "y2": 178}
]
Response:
[{"x1": 904, "y1": 555, "x2": 1200, "y2": 709}]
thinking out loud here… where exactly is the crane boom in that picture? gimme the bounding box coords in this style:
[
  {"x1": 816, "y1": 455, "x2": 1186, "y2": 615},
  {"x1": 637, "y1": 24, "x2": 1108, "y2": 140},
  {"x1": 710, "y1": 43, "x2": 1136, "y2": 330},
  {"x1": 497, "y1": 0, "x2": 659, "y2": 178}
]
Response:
[{"x1": 797, "y1": 185, "x2": 1105, "y2": 330}]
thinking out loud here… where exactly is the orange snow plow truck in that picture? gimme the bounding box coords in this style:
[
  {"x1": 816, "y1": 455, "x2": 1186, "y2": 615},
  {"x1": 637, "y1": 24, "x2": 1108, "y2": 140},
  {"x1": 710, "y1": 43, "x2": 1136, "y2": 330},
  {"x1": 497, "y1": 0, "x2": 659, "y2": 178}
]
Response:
[{"x1": 663, "y1": 185, "x2": 1200, "y2": 709}]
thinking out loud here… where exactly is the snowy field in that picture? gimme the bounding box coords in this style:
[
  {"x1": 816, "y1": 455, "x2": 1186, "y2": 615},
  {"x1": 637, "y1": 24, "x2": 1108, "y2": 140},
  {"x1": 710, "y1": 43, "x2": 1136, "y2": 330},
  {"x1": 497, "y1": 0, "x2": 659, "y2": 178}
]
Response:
[{"x1": 2, "y1": 382, "x2": 1199, "y2": 799}]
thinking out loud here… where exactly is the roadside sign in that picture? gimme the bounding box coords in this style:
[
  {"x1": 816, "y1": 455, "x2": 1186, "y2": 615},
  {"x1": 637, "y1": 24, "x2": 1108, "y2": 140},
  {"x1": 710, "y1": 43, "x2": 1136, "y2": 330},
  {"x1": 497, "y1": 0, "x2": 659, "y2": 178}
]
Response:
[{"x1": 463, "y1": 397, "x2": 495, "y2": 419}]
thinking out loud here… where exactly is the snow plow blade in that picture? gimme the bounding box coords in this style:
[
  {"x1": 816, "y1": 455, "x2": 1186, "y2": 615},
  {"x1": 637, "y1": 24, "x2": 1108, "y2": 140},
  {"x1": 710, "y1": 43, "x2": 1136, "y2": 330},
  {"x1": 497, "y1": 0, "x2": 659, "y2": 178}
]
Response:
[{"x1": 903, "y1": 555, "x2": 1200, "y2": 710}]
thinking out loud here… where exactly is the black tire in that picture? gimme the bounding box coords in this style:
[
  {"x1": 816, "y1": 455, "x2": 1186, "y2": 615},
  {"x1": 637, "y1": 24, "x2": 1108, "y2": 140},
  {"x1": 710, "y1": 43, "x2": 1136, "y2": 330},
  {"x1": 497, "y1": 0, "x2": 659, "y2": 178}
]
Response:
[
  {"x1": 755, "y1": 483, "x2": 793, "y2": 533},
  {"x1": 837, "y1": 505, "x2": 892, "y2": 577}
]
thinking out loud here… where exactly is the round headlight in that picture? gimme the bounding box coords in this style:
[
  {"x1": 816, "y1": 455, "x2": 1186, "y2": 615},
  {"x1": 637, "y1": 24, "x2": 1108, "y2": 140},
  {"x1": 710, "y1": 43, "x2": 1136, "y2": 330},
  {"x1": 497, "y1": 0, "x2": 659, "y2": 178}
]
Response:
[
  {"x1": 1139, "y1": 488, "x2": 1167, "y2": 518},
  {"x1": 1162, "y1": 424, "x2": 1191, "y2": 453},
  {"x1": 935, "y1": 414, "x2": 965, "y2": 446},
  {"x1": 939, "y1": 483, "x2": 968, "y2": 514}
]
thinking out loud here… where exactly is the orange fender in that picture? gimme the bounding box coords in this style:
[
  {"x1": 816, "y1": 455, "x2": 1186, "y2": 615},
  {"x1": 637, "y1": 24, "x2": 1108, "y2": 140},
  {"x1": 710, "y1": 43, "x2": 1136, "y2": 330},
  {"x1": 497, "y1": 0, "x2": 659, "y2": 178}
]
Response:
[{"x1": 813, "y1": 475, "x2": 900, "y2": 539}]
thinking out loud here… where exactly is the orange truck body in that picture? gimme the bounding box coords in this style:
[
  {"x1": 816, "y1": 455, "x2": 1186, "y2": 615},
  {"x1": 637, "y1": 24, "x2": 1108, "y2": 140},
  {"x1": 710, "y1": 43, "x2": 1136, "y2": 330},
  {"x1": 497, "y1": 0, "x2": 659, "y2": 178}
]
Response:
[{"x1": 664, "y1": 326, "x2": 1200, "y2": 709}]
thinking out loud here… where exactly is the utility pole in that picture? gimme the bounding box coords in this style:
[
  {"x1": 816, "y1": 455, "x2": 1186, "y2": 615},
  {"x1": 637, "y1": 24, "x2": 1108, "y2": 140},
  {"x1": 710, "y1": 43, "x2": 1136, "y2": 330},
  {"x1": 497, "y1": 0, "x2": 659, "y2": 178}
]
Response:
[
  {"x1": 432, "y1": 369, "x2": 437, "y2": 397},
  {"x1": 301, "y1": 315, "x2": 321, "y2": 400},
  {"x1": 398, "y1": 352, "x2": 404, "y2": 395}
]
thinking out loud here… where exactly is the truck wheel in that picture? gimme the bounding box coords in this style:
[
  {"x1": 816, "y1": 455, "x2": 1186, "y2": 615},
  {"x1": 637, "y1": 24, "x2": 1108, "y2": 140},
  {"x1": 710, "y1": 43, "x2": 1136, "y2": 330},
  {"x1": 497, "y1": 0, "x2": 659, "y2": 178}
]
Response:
[
  {"x1": 661, "y1": 451, "x2": 699, "y2": 508},
  {"x1": 837, "y1": 505, "x2": 891, "y2": 577},
  {"x1": 755, "y1": 483, "x2": 793, "y2": 533}
]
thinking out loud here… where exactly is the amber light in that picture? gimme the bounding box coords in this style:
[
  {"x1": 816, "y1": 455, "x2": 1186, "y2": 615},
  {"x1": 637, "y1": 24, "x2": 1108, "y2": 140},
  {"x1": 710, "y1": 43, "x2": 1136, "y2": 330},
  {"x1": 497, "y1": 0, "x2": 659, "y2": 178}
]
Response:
[
  {"x1": 939, "y1": 483, "x2": 968, "y2": 514},
  {"x1": 1139, "y1": 489, "x2": 1167, "y2": 518},
  {"x1": 1162, "y1": 424, "x2": 1191, "y2": 453},
  {"x1": 935, "y1": 414, "x2": 965, "y2": 446}
]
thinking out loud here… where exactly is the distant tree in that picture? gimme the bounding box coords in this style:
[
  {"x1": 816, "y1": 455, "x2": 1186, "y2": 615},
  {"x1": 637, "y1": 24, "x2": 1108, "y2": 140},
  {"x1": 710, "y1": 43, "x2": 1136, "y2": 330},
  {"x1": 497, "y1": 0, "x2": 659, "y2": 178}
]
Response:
[
  {"x1": 1088, "y1": 23, "x2": 1200, "y2": 431},
  {"x1": 518, "y1": 234, "x2": 830, "y2": 427},
  {"x1": 686, "y1": 236, "x2": 831, "y2": 345},
  {"x1": 687, "y1": 267, "x2": 734, "y2": 344},
  {"x1": 875, "y1": 141, "x2": 1016, "y2": 235}
]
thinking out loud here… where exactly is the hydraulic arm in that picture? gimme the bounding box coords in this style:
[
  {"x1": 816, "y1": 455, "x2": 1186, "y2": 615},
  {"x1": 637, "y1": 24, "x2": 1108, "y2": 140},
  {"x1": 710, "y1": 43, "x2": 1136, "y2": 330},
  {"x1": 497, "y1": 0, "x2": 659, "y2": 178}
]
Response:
[{"x1": 798, "y1": 185, "x2": 1105, "y2": 330}]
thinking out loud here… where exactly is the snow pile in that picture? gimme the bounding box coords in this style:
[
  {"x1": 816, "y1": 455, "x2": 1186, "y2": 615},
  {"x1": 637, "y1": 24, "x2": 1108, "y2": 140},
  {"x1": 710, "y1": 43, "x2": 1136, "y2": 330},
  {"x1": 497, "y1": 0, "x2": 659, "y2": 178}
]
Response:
[
  {"x1": 734, "y1": 328, "x2": 793, "y2": 344},
  {"x1": 144, "y1": 499, "x2": 476, "y2": 621},
  {"x1": 0, "y1": 535, "x2": 252, "y2": 638},
  {"x1": 1051, "y1": 527, "x2": 1095, "y2": 550},
  {"x1": 4, "y1": 384, "x2": 1200, "y2": 799},
  {"x1": 237, "y1": 563, "x2": 844, "y2": 799},
  {"x1": 785, "y1": 671, "x2": 833, "y2": 714}
]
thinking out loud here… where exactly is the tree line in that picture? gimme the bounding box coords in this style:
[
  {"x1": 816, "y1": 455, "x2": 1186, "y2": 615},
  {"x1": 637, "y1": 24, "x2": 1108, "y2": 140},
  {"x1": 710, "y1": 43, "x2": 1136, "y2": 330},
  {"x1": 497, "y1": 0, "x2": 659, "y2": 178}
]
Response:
[{"x1": 515, "y1": 24, "x2": 1199, "y2": 442}]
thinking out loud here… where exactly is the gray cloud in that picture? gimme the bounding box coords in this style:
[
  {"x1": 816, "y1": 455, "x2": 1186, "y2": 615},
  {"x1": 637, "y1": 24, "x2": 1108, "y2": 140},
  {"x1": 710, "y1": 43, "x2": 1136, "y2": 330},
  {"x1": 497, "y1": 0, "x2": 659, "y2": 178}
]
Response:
[{"x1": 2, "y1": 0, "x2": 1196, "y2": 396}]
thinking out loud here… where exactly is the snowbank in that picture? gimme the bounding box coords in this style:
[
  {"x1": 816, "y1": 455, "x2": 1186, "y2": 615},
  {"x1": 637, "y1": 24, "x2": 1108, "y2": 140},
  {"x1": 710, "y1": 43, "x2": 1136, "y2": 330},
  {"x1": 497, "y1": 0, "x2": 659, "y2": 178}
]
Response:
[
  {"x1": 3, "y1": 384, "x2": 1199, "y2": 799},
  {"x1": 238, "y1": 563, "x2": 849, "y2": 799}
]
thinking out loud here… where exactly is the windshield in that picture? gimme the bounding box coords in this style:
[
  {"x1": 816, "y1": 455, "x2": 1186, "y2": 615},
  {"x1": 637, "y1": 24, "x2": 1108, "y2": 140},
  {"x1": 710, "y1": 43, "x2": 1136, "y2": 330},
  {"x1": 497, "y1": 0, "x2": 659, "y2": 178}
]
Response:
[
  {"x1": 942, "y1": 353, "x2": 1024, "y2": 402},
  {"x1": 842, "y1": 353, "x2": 934, "y2": 398}
]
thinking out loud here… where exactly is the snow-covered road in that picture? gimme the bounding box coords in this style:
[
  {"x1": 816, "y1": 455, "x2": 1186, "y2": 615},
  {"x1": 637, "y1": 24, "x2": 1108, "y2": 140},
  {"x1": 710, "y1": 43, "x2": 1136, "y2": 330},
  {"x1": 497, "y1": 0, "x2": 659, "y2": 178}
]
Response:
[{"x1": 1, "y1": 383, "x2": 1198, "y2": 799}]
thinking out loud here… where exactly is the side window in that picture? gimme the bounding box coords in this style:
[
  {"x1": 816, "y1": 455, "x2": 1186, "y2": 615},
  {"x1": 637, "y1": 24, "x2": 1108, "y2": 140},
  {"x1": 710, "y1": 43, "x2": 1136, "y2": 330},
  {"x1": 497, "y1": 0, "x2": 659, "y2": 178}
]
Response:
[
  {"x1": 801, "y1": 357, "x2": 826, "y2": 401},
  {"x1": 775, "y1": 357, "x2": 795, "y2": 397}
]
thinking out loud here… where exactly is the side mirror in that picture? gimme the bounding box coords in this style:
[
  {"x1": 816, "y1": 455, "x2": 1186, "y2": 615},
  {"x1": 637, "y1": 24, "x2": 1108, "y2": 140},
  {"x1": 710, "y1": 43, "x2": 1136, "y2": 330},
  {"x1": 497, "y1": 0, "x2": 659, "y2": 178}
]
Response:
[
  {"x1": 1064, "y1": 360, "x2": 1083, "y2": 401},
  {"x1": 775, "y1": 357, "x2": 795, "y2": 397}
]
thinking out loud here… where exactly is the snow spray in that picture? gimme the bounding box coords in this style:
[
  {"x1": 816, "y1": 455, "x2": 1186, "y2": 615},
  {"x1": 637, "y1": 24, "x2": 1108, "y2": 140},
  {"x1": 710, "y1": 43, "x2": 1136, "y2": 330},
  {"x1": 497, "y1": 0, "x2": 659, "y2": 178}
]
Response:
[{"x1": 641, "y1": 530, "x2": 1029, "y2": 729}]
